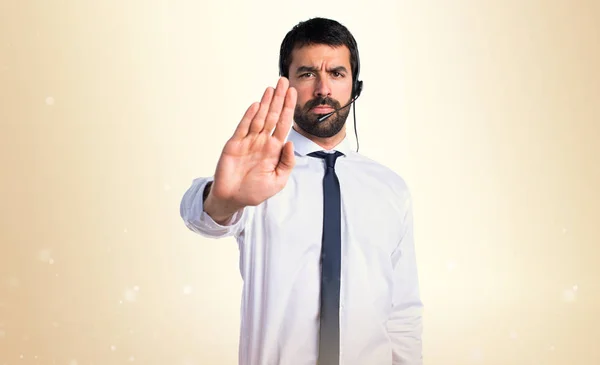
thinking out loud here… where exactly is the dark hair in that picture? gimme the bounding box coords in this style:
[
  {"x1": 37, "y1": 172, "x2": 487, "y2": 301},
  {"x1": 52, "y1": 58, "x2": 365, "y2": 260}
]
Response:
[{"x1": 279, "y1": 18, "x2": 361, "y2": 96}]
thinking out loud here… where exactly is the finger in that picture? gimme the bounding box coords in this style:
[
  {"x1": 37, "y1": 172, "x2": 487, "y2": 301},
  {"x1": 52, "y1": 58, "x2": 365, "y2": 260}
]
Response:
[
  {"x1": 248, "y1": 87, "x2": 274, "y2": 135},
  {"x1": 275, "y1": 140, "x2": 296, "y2": 176},
  {"x1": 272, "y1": 86, "x2": 297, "y2": 142},
  {"x1": 232, "y1": 102, "x2": 260, "y2": 139},
  {"x1": 262, "y1": 77, "x2": 289, "y2": 134}
]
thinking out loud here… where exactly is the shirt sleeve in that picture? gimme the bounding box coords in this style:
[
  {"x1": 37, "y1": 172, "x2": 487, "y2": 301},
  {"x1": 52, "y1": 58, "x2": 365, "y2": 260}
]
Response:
[
  {"x1": 387, "y1": 193, "x2": 424, "y2": 365},
  {"x1": 179, "y1": 177, "x2": 248, "y2": 239}
]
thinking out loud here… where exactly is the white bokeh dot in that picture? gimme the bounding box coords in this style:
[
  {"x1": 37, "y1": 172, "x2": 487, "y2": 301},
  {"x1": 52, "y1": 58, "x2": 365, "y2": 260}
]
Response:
[
  {"x1": 45, "y1": 97, "x2": 55, "y2": 106},
  {"x1": 110, "y1": 345, "x2": 116, "y2": 351},
  {"x1": 183, "y1": 285, "x2": 193, "y2": 295},
  {"x1": 129, "y1": 356, "x2": 135, "y2": 362}
]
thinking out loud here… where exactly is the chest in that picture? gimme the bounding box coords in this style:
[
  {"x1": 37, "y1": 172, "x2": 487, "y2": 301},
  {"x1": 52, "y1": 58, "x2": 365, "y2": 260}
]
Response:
[{"x1": 259, "y1": 167, "x2": 405, "y2": 256}]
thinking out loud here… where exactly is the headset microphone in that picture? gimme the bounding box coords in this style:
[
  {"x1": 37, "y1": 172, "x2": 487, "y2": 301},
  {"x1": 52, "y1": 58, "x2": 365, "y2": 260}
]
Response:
[{"x1": 316, "y1": 93, "x2": 361, "y2": 123}]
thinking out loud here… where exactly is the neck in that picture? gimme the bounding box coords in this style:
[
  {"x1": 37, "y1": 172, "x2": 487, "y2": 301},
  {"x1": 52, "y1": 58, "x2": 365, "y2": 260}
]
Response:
[{"x1": 293, "y1": 124, "x2": 346, "y2": 151}]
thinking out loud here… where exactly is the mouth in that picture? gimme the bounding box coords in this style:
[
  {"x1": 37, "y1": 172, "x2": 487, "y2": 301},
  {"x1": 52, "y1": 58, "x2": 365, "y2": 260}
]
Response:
[{"x1": 311, "y1": 106, "x2": 334, "y2": 114}]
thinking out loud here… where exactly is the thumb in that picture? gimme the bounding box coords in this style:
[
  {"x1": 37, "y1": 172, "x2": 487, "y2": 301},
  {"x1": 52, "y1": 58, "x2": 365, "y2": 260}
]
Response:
[{"x1": 276, "y1": 141, "x2": 295, "y2": 175}]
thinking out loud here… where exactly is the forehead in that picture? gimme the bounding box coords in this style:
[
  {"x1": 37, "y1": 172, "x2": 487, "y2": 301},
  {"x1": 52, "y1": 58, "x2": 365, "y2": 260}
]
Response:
[{"x1": 289, "y1": 44, "x2": 351, "y2": 68}]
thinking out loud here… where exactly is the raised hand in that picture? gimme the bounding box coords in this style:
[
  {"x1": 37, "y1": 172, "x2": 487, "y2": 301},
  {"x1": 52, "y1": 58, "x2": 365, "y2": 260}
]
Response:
[{"x1": 204, "y1": 77, "x2": 297, "y2": 222}]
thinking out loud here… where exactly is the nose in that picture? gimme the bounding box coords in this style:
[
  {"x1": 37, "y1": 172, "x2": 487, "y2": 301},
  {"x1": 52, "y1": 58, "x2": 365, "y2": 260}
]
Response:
[{"x1": 313, "y1": 75, "x2": 332, "y2": 98}]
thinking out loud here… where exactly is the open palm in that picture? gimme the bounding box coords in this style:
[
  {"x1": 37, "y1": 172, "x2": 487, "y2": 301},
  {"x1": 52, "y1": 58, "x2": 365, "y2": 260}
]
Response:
[{"x1": 210, "y1": 77, "x2": 297, "y2": 209}]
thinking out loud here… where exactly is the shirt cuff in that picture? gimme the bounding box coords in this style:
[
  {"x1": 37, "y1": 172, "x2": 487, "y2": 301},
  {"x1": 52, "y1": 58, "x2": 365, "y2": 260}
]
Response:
[{"x1": 180, "y1": 177, "x2": 247, "y2": 238}]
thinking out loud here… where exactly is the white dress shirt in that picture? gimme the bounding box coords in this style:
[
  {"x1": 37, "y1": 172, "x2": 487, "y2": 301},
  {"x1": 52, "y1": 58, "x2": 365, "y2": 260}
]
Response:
[{"x1": 180, "y1": 127, "x2": 423, "y2": 365}]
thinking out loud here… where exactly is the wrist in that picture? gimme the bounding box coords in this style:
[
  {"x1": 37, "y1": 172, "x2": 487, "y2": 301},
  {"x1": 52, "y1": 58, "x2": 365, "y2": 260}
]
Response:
[{"x1": 203, "y1": 183, "x2": 243, "y2": 224}]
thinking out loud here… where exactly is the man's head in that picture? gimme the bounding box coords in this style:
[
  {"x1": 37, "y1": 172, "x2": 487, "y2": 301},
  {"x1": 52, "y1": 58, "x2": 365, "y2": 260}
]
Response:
[{"x1": 279, "y1": 18, "x2": 361, "y2": 139}]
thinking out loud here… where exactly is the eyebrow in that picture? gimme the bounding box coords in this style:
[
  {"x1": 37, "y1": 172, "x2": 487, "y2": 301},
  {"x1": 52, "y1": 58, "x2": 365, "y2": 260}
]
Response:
[{"x1": 295, "y1": 65, "x2": 349, "y2": 75}]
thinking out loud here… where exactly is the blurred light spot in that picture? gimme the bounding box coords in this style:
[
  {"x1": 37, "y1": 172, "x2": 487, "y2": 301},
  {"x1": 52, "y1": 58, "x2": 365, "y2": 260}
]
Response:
[
  {"x1": 37, "y1": 249, "x2": 53, "y2": 263},
  {"x1": 124, "y1": 228, "x2": 128, "y2": 234},
  {"x1": 0, "y1": 329, "x2": 5, "y2": 338},
  {"x1": 549, "y1": 345, "x2": 556, "y2": 351},
  {"x1": 124, "y1": 288, "x2": 137, "y2": 302},
  {"x1": 110, "y1": 345, "x2": 116, "y2": 351},
  {"x1": 69, "y1": 360, "x2": 78, "y2": 365},
  {"x1": 509, "y1": 330, "x2": 518, "y2": 340},
  {"x1": 470, "y1": 348, "x2": 483, "y2": 362},
  {"x1": 129, "y1": 356, "x2": 135, "y2": 362},
  {"x1": 164, "y1": 183, "x2": 172, "y2": 191},
  {"x1": 133, "y1": 286, "x2": 140, "y2": 292},
  {"x1": 7, "y1": 277, "x2": 20, "y2": 288},
  {"x1": 446, "y1": 260, "x2": 457, "y2": 272},
  {"x1": 562, "y1": 288, "x2": 576, "y2": 302},
  {"x1": 572, "y1": 285, "x2": 578, "y2": 292},
  {"x1": 45, "y1": 97, "x2": 55, "y2": 106},
  {"x1": 183, "y1": 285, "x2": 193, "y2": 295}
]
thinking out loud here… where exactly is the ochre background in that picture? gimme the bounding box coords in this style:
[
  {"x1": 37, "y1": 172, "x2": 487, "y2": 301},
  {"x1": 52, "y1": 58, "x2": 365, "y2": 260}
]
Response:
[{"x1": 1, "y1": 0, "x2": 599, "y2": 364}]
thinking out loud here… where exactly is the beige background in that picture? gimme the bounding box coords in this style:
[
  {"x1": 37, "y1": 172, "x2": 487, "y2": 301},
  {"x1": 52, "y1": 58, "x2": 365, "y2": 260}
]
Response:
[{"x1": 1, "y1": 0, "x2": 599, "y2": 364}]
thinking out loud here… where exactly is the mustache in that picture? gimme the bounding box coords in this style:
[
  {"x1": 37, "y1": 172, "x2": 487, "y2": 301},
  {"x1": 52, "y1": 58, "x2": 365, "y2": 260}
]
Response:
[{"x1": 304, "y1": 97, "x2": 341, "y2": 111}]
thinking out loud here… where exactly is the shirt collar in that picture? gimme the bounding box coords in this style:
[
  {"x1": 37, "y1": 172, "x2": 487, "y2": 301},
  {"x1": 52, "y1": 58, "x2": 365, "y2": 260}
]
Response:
[{"x1": 287, "y1": 126, "x2": 352, "y2": 156}]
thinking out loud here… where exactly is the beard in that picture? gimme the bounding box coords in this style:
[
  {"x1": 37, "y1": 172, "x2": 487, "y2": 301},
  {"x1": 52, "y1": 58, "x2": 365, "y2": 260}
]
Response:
[{"x1": 294, "y1": 95, "x2": 352, "y2": 138}]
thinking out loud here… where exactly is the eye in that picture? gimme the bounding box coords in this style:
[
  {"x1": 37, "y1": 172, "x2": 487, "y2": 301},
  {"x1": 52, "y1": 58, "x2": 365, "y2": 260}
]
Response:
[
  {"x1": 332, "y1": 71, "x2": 344, "y2": 78},
  {"x1": 299, "y1": 72, "x2": 314, "y2": 78}
]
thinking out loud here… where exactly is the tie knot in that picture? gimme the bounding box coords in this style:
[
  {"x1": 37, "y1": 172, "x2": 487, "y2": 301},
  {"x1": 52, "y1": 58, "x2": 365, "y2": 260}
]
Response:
[{"x1": 308, "y1": 151, "x2": 344, "y2": 169}]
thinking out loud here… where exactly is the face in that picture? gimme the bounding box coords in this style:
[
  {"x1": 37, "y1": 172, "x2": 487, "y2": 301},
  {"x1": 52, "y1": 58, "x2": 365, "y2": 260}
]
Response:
[{"x1": 288, "y1": 44, "x2": 354, "y2": 138}]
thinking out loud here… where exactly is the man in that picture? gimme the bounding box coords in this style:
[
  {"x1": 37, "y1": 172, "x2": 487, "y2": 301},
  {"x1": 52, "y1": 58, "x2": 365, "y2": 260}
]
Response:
[{"x1": 180, "y1": 17, "x2": 423, "y2": 365}]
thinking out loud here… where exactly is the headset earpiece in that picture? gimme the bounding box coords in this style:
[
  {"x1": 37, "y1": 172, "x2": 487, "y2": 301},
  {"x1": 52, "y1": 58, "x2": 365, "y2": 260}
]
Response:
[{"x1": 353, "y1": 80, "x2": 363, "y2": 99}]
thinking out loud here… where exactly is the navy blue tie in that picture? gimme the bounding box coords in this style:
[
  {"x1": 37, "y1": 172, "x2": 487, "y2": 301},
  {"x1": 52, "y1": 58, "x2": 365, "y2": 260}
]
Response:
[{"x1": 308, "y1": 150, "x2": 344, "y2": 365}]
